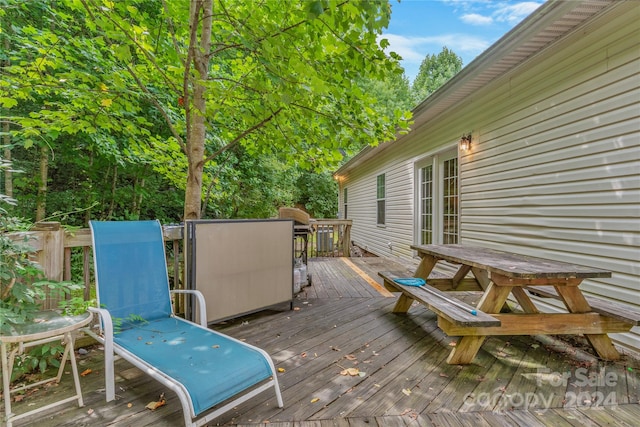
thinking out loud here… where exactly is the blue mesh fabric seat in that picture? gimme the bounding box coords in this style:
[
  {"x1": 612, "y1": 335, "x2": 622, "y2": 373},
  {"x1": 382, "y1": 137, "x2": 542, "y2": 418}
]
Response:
[{"x1": 88, "y1": 220, "x2": 283, "y2": 426}]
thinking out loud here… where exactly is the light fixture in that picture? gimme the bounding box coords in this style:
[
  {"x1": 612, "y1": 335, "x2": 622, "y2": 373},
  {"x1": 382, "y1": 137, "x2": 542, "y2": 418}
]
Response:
[{"x1": 459, "y1": 134, "x2": 472, "y2": 151}]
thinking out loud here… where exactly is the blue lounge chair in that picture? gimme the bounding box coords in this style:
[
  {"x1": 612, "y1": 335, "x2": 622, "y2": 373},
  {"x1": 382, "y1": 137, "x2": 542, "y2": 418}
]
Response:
[{"x1": 87, "y1": 220, "x2": 283, "y2": 426}]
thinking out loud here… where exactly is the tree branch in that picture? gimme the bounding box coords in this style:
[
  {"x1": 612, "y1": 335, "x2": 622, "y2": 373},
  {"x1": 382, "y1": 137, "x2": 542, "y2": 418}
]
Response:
[
  {"x1": 203, "y1": 107, "x2": 283, "y2": 163},
  {"x1": 160, "y1": 0, "x2": 186, "y2": 68},
  {"x1": 80, "y1": 0, "x2": 181, "y2": 95},
  {"x1": 123, "y1": 63, "x2": 185, "y2": 150}
]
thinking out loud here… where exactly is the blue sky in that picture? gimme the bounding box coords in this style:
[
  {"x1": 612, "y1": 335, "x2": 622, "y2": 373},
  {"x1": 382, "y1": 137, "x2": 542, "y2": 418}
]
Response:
[{"x1": 383, "y1": 0, "x2": 544, "y2": 82}]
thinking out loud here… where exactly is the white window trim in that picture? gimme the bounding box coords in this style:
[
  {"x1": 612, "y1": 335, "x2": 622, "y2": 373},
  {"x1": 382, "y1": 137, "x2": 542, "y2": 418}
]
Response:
[
  {"x1": 376, "y1": 173, "x2": 386, "y2": 227},
  {"x1": 414, "y1": 147, "x2": 458, "y2": 245}
]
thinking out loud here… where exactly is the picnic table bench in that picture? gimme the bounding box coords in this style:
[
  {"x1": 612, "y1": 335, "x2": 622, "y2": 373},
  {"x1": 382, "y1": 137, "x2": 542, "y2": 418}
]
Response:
[
  {"x1": 380, "y1": 271, "x2": 500, "y2": 328},
  {"x1": 379, "y1": 244, "x2": 638, "y2": 365}
]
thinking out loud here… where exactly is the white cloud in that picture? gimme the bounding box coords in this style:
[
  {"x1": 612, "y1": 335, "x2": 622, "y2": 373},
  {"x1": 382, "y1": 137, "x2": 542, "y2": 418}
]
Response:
[
  {"x1": 493, "y1": 2, "x2": 543, "y2": 25},
  {"x1": 461, "y1": 13, "x2": 493, "y2": 26},
  {"x1": 380, "y1": 34, "x2": 426, "y2": 62},
  {"x1": 381, "y1": 33, "x2": 490, "y2": 64},
  {"x1": 447, "y1": 1, "x2": 543, "y2": 26}
]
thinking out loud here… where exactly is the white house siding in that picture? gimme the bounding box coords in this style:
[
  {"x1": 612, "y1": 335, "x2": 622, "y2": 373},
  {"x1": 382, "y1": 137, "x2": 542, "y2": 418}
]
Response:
[
  {"x1": 339, "y1": 130, "x2": 460, "y2": 262},
  {"x1": 337, "y1": 1, "x2": 640, "y2": 353},
  {"x1": 460, "y1": 3, "x2": 639, "y2": 352}
]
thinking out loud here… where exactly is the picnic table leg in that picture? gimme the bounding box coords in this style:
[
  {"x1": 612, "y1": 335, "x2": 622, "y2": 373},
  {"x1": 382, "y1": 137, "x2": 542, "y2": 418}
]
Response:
[
  {"x1": 471, "y1": 267, "x2": 489, "y2": 291},
  {"x1": 446, "y1": 282, "x2": 513, "y2": 364},
  {"x1": 392, "y1": 294, "x2": 415, "y2": 313},
  {"x1": 511, "y1": 287, "x2": 539, "y2": 313},
  {"x1": 414, "y1": 255, "x2": 437, "y2": 279},
  {"x1": 451, "y1": 265, "x2": 471, "y2": 289},
  {"x1": 555, "y1": 286, "x2": 621, "y2": 360},
  {"x1": 447, "y1": 336, "x2": 486, "y2": 364}
]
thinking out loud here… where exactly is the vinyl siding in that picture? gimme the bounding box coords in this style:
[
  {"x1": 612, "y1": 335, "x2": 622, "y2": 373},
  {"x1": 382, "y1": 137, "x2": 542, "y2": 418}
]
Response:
[
  {"x1": 339, "y1": 2, "x2": 640, "y2": 352},
  {"x1": 460, "y1": 3, "x2": 639, "y2": 351}
]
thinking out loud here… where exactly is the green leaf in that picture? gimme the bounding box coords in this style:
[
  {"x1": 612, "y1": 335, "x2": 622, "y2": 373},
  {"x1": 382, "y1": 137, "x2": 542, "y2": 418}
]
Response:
[
  {"x1": 0, "y1": 97, "x2": 18, "y2": 108},
  {"x1": 308, "y1": 1, "x2": 324, "y2": 18}
]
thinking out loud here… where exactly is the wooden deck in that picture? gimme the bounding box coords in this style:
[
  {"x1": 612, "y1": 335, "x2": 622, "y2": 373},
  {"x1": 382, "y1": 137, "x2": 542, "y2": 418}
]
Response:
[{"x1": 5, "y1": 257, "x2": 639, "y2": 426}]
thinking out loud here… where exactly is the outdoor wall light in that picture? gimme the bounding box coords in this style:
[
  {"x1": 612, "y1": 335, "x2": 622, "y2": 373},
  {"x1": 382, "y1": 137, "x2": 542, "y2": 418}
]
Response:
[{"x1": 459, "y1": 134, "x2": 472, "y2": 151}]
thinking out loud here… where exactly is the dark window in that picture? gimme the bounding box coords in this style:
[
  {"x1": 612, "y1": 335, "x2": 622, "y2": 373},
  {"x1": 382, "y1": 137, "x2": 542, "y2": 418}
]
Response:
[{"x1": 377, "y1": 174, "x2": 385, "y2": 225}]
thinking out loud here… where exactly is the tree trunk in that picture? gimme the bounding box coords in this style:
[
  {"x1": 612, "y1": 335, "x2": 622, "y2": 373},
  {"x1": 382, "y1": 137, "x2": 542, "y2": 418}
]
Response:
[
  {"x1": 132, "y1": 175, "x2": 144, "y2": 218},
  {"x1": 2, "y1": 129, "x2": 10, "y2": 198},
  {"x1": 36, "y1": 144, "x2": 48, "y2": 221},
  {"x1": 183, "y1": 0, "x2": 213, "y2": 221},
  {"x1": 108, "y1": 164, "x2": 117, "y2": 219},
  {"x1": 2, "y1": 36, "x2": 12, "y2": 198}
]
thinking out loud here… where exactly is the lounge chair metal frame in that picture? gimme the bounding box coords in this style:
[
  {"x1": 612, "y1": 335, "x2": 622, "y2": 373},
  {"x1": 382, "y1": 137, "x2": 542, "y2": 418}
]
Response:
[{"x1": 86, "y1": 220, "x2": 283, "y2": 427}]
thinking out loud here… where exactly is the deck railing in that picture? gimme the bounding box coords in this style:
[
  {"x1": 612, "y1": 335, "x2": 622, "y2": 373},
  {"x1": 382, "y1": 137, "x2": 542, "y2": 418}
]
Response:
[
  {"x1": 309, "y1": 219, "x2": 352, "y2": 258},
  {"x1": 6, "y1": 222, "x2": 184, "y2": 311},
  {"x1": 6, "y1": 219, "x2": 352, "y2": 309}
]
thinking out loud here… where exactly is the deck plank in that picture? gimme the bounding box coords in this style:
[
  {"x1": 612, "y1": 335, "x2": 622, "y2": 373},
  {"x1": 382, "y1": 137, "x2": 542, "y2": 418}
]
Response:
[{"x1": 4, "y1": 257, "x2": 639, "y2": 427}]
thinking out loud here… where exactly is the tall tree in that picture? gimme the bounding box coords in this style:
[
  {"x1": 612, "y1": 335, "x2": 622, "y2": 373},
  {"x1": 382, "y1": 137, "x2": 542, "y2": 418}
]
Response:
[
  {"x1": 358, "y1": 70, "x2": 413, "y2": 120},
  {"x1": 411, "y1": 47, "x2": 463, "y2": 104},
  {"x1": 1, "y1": 0, "x2": 411, "y2": 221}
]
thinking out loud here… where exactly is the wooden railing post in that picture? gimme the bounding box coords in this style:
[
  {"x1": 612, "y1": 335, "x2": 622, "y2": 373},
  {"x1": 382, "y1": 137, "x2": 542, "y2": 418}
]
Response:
[
  {"x1": 343, "y1": 223, "x2": 351, "y2": 257},
  {"x1": 32, "y1": 221, "x2": 64, "y2": 309}
]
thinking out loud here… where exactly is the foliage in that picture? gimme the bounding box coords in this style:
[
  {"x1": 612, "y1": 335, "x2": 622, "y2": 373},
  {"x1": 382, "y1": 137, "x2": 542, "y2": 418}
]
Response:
[
  {"x1": 1, "y1": 1, "x2": 461, "y2": 224},
  {"x1": 10, "y1": 341, "x2": 65, "y2": 382},
  {"x1": 0, "y1": 217, "x2": 83, "y2": 333},
  {"x1": 0, "y1": 225, "x2": 85, "y2": 380},
  {"x1": 1, "y1": 157, "x2": 86, "y2": 381},
  {"x1": 358, "y1": 71, "x2": 413, "y2": 118},
  {"x1": 201, "y1": 145, "x2": 298, "y2": 219},
  {"x1": 411, "y1": 47, "x2": 463, "y2": 104},
  {"x1": 113, "y1": 313, "x2": 148, "y2": 335},
  {"x1": 294, "y1": 170, "x2": 339, "y2": 219},
  {"x1": 1, "y1": 0, "x2": 412, "y2": 221}
]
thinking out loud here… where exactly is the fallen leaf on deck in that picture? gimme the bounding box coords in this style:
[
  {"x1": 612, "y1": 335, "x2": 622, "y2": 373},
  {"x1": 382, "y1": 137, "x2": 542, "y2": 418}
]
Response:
[
  {"x1": 340, "y1": 368, "x2": 360, "y2": 376},
  {"x1": 400, "y1": 408, "x2": 418, "y2": 418},
  {"x1": 293, "y1": 307, "x2": 301, "y2": 311},
  {"x1": 301, "y1": 352, "x2": 307, "y2": 358},
  {"x1": 497, "y1": 351, "x2": 508, "y2": 357},
  {"x1": 278, "y1": 368, "x2": 285, "y2": 373},
  {"x1": 345, "y1": 354, "x2": 357, "y2": 361},
  {"x1": 402, "y1": 388, "x2": 412, "y2": 396},
  {"x1": 146, "y1": 399, "x2": 166, "y2": 410},
  {"x1": 311, "y1": 397, "x2": 320, "y2": 403},
  {"x1": 87, "y1": 408, "x2": 94, "y2": 415},
  {"x1": 80, "y1": 369, "x2": 92, "y2": 377},
  {"x1": 439, "y1": 373, "x2": 449, "y2": 378},
  {"x1": 448, "y1": 342, "x2": 456, "y2": 347},
  {"x1": 146, "y1": 393, "x2": 166, "y2": 411}
]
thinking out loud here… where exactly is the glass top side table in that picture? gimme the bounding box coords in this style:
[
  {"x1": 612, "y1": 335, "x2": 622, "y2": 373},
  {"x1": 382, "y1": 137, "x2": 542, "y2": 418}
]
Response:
[{"x1": 1, "y1": 310, "x2": 92, "y2": 427}]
